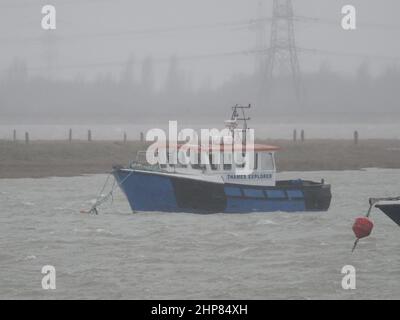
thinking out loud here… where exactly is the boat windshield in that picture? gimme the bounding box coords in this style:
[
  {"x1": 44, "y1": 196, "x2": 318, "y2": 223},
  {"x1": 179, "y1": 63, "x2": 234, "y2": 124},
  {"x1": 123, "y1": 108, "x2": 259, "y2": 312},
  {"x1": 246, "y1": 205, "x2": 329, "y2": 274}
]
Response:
[{"x1": 259, "y1": 152, "x2": 275, "y2": 170}]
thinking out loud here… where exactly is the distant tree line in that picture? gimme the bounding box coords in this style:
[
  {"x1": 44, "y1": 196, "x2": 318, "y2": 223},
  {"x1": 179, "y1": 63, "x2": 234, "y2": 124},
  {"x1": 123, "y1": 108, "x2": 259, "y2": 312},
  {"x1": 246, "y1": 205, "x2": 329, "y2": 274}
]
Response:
[{"x1": 1, "y1": 57, "x2": 399, "y2": 122}]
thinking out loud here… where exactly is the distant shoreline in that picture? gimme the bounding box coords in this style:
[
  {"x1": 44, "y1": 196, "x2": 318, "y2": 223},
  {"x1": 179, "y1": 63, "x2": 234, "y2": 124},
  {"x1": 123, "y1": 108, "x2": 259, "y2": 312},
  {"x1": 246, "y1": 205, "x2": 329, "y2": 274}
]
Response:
[{"x1": 1, "y1": 139, "x2": 400, "y2": 179}]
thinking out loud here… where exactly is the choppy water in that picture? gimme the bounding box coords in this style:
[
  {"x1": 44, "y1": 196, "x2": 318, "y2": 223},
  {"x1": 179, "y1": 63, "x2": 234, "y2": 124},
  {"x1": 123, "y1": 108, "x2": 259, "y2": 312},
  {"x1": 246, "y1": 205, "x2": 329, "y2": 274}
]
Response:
[{"x1": 0, "y1": 169, "x2": 399, "y2": 300}]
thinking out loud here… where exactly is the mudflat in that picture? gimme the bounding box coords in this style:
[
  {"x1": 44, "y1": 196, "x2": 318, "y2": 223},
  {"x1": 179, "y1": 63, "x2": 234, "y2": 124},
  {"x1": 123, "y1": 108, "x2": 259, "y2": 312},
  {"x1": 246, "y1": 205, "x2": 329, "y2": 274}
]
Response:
[{"x1": 1, "y1": 139, "x2": 400, "y2": 178}]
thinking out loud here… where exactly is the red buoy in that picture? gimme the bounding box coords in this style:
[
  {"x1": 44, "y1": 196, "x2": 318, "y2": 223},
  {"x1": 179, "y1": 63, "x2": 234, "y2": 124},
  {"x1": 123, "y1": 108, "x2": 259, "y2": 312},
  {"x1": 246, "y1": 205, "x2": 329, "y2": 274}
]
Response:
[{"x1": 352, "y1": 217, "x2": 374, "y2": 239}]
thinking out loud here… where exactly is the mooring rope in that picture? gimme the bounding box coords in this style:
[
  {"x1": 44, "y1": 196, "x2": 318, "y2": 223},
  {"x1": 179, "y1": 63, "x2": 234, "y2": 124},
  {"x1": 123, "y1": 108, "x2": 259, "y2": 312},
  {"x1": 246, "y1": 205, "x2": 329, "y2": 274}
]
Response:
[{"x1": 81, "y1": 169, "x2": 134, "y2": 215}]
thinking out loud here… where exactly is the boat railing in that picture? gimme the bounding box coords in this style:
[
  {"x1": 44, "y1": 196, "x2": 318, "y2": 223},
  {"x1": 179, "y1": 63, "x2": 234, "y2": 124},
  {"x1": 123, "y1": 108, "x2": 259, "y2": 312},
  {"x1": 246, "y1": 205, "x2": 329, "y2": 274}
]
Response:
[{"x1": 369, "y1": 197, "x2": 400, "y2": 205}]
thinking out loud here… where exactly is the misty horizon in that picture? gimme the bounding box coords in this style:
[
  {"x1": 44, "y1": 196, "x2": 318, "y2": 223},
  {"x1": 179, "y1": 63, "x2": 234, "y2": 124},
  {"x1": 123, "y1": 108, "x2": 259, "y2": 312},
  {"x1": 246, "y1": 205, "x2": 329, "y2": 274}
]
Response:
[{"x1": 1, "y1": 0, "x2": 399, "y2": 124}]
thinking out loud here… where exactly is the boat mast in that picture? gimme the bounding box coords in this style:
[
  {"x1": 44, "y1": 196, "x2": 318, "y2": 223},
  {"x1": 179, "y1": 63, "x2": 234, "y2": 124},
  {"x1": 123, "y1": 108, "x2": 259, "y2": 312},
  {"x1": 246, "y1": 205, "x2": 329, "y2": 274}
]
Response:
[{"x1": 231, "y1": 104, "x2": 251, "y2": 145}]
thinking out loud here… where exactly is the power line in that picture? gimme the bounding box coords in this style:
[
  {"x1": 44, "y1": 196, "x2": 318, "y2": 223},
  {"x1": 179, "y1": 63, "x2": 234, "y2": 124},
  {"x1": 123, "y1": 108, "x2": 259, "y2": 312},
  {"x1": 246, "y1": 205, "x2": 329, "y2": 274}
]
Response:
[
  {"x1": 0, "y1": 19, "x2": 255, "y2": 46},
  {"x1": 0, "y1": 50, "x2": 251, "y2": 74},
  {"x1": 0, "y1": 0, "x2": 128, "y2": 10},
  {"x1": 3, "y1": 45, "x2": 398, "y2": 76},
  {"x1": 2, "y1": 12, "x2": 399, "y2": 46},
  {"x1": 299, "y1": 47, "x2": 400, "y2": 62},
  {"x1": 293, "y1": 15, "x2": 400, "y2": 31}
]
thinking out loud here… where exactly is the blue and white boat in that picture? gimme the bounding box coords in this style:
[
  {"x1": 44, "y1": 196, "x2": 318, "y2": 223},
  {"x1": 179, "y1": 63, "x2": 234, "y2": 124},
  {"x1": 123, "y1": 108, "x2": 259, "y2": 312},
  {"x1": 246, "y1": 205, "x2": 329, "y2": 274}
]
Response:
[{"x1": 113, "y1": 106, "x2": 331, "y2": 213}]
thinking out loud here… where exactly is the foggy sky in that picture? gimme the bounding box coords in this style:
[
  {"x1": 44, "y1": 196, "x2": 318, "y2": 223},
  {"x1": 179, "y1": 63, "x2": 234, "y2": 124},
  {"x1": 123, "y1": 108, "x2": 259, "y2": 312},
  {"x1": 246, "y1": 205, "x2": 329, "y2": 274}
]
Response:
[{"x1": 1, "y1": 0, "x2": 399, "y2": 88}]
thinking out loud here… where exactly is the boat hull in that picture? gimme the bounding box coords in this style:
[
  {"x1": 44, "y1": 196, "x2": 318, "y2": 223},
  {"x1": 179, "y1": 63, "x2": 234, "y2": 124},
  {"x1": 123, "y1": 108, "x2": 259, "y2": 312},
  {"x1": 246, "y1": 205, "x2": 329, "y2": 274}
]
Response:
[
  {"x1": 376, "y1": 203, "x2": 400, "y2": 226},
  {"x1": 113, "y1": 169, "x2": 331, "y2": 213}
]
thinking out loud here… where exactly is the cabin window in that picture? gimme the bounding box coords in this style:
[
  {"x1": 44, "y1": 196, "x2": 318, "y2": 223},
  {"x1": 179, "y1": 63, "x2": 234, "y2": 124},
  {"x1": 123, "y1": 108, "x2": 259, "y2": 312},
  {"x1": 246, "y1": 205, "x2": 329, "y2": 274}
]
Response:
[
  {"x1": 136, "y1": 151, "x2": 148, "y2": 165},
  {"x1": 209, "y1": 154, "x2": 218, "y2": 170},
  {"x1": 222, "y1": 152, "x2": 232, "y2": 171},
  {"x1": 236, "y1": 152, "x2": 246, "y2": 169},
  {"x1": 224, "y1": 163, "x2": 232, "y2": 171},
  {"x1": 192, "y1": 164, "x2": 206, "y2": 170},
  {"x1": 177, "y1": 149, "x2": 189, "y2": 168},
  {"x1": 260, "y1": 152, "x2": 274, "y2": 170},
  {"x1": 166, "y1": 152, "x2": 176, "y2": 169},
  {"x1": 191, "y1": 152, "x2": 205, "y2": 170},
  {"x1": 254, "y1": 153, "x2": 258, "y2": 170}
]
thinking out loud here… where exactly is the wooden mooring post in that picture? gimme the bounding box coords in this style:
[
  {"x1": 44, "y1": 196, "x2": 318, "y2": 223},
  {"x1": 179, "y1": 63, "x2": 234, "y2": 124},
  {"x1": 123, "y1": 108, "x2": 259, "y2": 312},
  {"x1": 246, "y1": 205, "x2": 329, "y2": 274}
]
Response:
[
  {"x1": 13, "y1": 129, "x2": 16, "y2": 142},
  {"x1": 123, "y1": 132, "x2": 127, "y2": 143},
  {"x1": 140, "y1": 132, "x2": 144, "y2": 143},
  {"x1": 69, "y1": 128, "x2": 72, "y2": 143},
  {"x1": 301, "y1": 129, "x2": 305, "y2": 142},
  {"x1": 25, "y1": 132, "x2": 29, "y2": 144},
  {"x1": 88, "y1": 129, "x2": 92, "y2": 142},
  {"x1": 293, "y1": 129, "x2": 297, "y2": 142},
  {"x1": 354, "y1": 130, "x2": 359, "y2": 145}
]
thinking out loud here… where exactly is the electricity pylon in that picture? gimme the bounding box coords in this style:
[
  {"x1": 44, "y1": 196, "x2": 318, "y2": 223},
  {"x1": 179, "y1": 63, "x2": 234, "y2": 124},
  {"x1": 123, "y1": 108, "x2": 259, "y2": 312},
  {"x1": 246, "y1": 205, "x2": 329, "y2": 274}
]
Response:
[{"x1": 264, "y1": 0, "x2": 302, "y2": 106}]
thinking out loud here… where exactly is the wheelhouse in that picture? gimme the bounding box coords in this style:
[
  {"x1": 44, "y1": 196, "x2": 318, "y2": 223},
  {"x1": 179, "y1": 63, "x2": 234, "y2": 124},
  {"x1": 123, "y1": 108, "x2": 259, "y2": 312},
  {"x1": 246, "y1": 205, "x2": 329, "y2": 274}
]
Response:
[{"x1": 134, "y1": 143, "x2": 280, "y2": 186}]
